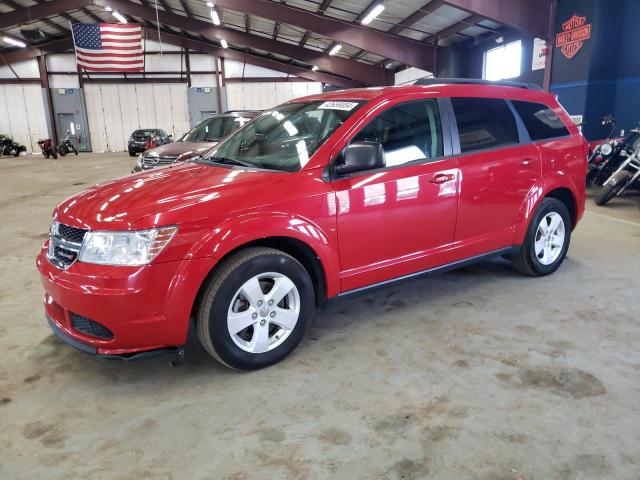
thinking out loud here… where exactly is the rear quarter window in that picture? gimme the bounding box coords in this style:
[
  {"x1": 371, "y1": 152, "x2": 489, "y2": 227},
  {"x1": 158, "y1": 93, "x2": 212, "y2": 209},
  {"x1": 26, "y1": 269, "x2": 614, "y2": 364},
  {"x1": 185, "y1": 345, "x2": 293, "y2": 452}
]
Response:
[
  {"x1": 511, "y1": 100, "x2": 570, "y2": 141},
  {"x1": 451, "y1": 98, "x2": 520, "y2": 153}
]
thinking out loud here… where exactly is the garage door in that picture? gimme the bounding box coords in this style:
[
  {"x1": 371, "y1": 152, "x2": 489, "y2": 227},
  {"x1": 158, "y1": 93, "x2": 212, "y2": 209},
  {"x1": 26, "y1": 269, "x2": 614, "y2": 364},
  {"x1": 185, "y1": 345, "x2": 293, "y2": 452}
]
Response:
[
  {"x1": 226, "y1": 82, "x2": 323, "y2": 111},
  {"x1": 84, "y1": 83, "x2": 190, "y2": 152},
  {"x1": 0, "y1": 84, "x2": 49, "y2": 153}
]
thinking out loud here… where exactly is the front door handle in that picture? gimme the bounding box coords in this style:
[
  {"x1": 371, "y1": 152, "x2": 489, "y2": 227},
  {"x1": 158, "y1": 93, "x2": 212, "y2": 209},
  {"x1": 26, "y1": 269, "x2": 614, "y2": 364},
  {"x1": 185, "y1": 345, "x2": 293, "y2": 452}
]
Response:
[
  {"x1": 429, "y1": 173, "x2": 455, "y2": 184},
  {"x1": 521, "y1": 158, "x2": 534, "y2": 166}
]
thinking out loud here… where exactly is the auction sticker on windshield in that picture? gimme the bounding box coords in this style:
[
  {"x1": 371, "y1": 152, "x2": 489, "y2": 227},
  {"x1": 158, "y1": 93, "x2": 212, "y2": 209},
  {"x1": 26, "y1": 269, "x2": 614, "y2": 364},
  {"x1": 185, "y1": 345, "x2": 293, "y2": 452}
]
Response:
[{"x1": 318, "y1": 101, "x2": 359, "y2": 111}]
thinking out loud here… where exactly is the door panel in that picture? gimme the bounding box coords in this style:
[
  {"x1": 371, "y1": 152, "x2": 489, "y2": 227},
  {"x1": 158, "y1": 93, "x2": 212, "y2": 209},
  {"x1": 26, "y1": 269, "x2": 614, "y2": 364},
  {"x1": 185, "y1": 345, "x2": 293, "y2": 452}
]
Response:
[
  {"x1": 335, "y1": 160, "x2": 460, "y2": 291},
  {"x1": 454, "y1": 143, "x2": 542, "y2": 253}
]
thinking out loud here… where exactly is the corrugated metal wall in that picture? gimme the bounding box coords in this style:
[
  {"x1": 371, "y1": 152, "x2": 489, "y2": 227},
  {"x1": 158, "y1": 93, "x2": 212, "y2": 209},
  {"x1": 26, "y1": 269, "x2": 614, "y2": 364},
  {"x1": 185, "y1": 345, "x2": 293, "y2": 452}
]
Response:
[
  {"x1": 226, "y1": 82, "x2": 323, "y2": 111},
  {"x1": 0, "y1": 84, "x2": 49, "y2": 153},
  {"x1": 84, "y1": 83, "x2": 190, "y2": 152}
]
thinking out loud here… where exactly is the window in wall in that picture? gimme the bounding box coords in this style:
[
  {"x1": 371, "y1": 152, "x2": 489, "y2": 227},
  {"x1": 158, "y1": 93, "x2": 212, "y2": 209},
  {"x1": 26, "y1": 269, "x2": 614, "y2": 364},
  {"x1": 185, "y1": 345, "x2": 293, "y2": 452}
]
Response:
[
  {"x1": 352, "y1": 99, "x2": 443, "y2": 167},
  {"x1": 451, "y1": 98, "x2": 519, "y2": 153},
  {"x1": 483, "y1": 40, "x2": 522, "y2": 81},
  {"x1": 511, "y1": 101, "x2": 570, "y2": 141}
]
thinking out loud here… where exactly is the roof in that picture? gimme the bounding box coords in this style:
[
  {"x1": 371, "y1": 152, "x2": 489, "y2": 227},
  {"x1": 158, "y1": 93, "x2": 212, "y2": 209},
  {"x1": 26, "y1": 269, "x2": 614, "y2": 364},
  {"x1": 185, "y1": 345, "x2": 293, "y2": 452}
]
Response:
[
  {"x1": 288, "y1": 82, "x2": 555, "y2": 104},
  {"x1": 1, "y1": 0, "x2": 509, "y2": 84}
]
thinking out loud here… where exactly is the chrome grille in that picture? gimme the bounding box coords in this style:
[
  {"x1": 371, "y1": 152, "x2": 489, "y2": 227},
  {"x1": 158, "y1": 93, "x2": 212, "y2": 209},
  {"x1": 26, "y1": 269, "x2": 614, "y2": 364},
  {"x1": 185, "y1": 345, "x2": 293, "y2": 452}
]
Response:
[
  {"x1": 141, "y1": 155, "x2": 178, "y2": 169},
  {"x1": 47, "y1": 221, "x2": 86, "y2": 270}
]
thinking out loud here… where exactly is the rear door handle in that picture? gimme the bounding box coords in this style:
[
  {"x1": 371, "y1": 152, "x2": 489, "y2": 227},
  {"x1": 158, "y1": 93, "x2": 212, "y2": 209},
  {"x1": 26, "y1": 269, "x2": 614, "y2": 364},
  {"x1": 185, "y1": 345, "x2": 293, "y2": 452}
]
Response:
[{"x1": 429, "y1": 173, "x2": 455, "y2": 184}]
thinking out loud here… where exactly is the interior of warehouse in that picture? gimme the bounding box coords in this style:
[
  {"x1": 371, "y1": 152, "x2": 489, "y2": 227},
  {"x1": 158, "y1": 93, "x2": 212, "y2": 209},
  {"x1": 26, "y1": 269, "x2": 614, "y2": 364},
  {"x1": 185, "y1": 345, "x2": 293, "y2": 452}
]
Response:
[{"x1": 1, "y1": 0, "x2": 638, "y2": 478}]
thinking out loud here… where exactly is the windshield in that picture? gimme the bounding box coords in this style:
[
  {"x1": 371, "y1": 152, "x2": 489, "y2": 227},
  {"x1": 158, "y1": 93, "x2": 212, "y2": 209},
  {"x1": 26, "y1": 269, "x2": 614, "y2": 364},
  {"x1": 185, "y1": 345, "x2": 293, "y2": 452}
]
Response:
[
  {"x1": 202, "y1": 100, "x2": 365, "y2": 172},
  {"x1": 183, "y1": 116, "x2": 250, "y2": 143}
]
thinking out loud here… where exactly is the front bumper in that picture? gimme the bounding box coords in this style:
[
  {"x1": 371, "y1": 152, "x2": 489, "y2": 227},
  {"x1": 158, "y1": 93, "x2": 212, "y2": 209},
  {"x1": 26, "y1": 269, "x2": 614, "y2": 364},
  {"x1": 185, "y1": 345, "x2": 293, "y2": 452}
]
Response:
[
  {"x1": 37, "y1": 244, "x2": 214, "y2": 356},
  {"x1": 128, "y1": 143, "x2": 146, "y2": 153}
]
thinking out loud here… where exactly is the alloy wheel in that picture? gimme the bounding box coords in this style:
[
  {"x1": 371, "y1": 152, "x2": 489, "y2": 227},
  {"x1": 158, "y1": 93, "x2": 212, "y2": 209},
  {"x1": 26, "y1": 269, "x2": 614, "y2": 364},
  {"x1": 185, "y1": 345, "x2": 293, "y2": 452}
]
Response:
[
  {"x1": 227, "y1": 272, "x2": 300, "y2": 353},
  {"x1": 534, "y1": 212, "x2": 565, "y2": 266}
]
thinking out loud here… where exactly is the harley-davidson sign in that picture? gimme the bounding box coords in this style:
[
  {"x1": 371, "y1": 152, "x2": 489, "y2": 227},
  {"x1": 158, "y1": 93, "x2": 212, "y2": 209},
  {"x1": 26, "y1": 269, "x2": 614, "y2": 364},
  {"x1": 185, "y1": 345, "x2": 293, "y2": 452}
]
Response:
[{"x1": 555, "y1": 14, "x2": 592, "y2": 59}]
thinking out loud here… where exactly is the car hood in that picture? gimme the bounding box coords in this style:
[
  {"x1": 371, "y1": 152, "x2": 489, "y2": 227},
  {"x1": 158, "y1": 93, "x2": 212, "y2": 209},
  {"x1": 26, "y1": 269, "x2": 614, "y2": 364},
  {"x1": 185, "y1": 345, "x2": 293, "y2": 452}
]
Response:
[
  {"x1": 144, "y1": 141, "x2": 217, "y2": 160},
  {"x1": 54, "y1": 162, "x2": 286, "y2": 230}
]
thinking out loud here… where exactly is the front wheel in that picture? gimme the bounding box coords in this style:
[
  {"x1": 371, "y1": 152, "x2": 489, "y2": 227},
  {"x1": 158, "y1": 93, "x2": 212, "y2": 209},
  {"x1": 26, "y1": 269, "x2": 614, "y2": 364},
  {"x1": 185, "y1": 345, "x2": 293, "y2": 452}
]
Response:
[
  {"x1": 595, "y1": 171, "x2": 632, "y2": 205},
  {"x1": 51, "y1": 150, "x2": 58, "y2": 159},
  {"x1": 511, "y1": 198, "x2": 571, "y2": 276},
  {"x1": 196, "y1": 247, "x2": 315, "y2": 370}
]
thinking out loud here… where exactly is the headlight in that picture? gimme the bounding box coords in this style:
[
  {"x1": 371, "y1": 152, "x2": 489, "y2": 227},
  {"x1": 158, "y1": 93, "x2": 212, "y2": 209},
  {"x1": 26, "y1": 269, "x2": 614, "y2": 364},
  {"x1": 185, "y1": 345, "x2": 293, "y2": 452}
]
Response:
[
  {"x1": 600, "y1": 143, "x2": 613, "y2": 156},
  {"x1": 137, "y1": 153, "x2": 144, "y2": 167},
  {"x1": 78, "y1": 227, "x2": 177, "y2": 266}
]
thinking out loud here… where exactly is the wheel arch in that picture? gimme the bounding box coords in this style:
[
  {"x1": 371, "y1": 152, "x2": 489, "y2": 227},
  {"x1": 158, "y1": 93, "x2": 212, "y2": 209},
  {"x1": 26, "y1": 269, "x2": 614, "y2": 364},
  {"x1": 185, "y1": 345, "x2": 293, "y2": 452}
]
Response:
[
  {"x1": 514, "y1": 177, "x2": 581, "y2": 244},
  {"x1": 190, "y1": 235, "x2": 331, "y2": 325}
]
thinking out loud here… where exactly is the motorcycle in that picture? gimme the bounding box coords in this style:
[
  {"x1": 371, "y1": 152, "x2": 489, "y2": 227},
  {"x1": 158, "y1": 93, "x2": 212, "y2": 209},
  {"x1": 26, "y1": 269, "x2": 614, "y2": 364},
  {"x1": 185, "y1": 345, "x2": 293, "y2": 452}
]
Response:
[
  {"x1": 37, "y1": 138, "x2": 58, "y2": 159},
  {"x1": 595, "y1": 149, "x2": 640, "y2": 205},
  {"x1": 587, "y1": 121, "x2": 640, "y2": 188},
  {"x1": 0, "y1": 134, "x2": 26, "y2": 157},
  {"x1": 57, "y1": 133, "x2": 78, "y2": 156}
]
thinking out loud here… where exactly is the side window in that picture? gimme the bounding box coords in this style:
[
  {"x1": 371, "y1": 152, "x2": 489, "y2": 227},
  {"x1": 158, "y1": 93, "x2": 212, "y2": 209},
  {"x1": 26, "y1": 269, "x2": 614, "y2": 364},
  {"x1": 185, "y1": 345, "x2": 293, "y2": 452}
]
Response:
[
  {"x1": 451, "y1": 98, "x2": 519, "y2": 153},
  {"x1": 511, "y1": 100, "x2": 570, "y2": 141},
  {"x1": 352, "y1": 99, "x2": 443, "y2": 167}
]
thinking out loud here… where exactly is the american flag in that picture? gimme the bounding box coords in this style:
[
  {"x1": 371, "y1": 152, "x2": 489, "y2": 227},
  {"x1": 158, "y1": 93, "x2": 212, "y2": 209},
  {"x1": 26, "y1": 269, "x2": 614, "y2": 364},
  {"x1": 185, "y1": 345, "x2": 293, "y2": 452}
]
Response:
[{"x1": 71, "y1": 23, "x2": 144, "y2": 72}]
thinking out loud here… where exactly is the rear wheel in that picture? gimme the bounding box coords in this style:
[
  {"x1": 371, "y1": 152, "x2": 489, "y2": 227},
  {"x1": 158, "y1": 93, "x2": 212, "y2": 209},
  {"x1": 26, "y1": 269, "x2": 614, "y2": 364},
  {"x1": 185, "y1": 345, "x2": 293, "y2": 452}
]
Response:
[
  {"x1": 196, "y1": 247, "x2": 315, "y2": 370},
  {"x1": 595, "y1": 171, "x2": 631, "y2": 205},
  {"x1": 511, "y1": 198, "x2": 571, "y2": 276}
]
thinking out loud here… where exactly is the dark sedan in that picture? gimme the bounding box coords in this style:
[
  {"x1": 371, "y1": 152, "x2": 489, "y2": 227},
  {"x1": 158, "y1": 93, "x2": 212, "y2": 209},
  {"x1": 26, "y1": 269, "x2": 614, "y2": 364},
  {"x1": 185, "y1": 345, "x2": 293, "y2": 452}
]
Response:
[{"x1": 128, "y1": 129, "x2": 173, "y2": 156}]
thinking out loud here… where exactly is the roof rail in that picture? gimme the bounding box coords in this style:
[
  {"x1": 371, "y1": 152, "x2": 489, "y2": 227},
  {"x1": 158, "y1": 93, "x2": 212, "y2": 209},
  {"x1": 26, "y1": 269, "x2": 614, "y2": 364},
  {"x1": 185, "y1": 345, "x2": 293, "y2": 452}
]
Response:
[{"x1": 414, "y1": 77, "x2": 542, "y2": 91}]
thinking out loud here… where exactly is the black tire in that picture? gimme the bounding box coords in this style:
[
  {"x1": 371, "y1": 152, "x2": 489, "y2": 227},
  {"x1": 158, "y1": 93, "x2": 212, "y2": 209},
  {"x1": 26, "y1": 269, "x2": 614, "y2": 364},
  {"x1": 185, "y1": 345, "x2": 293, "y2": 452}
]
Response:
[
  {"x1": 11, "y1": 149, "x2": 19, "y2": 157},
  {"x1": 52, "y1": 150, "x2": 58, "y2": 159},
  {"x1": 72, "y1": 146, "x2": 78, "y2": 155},
  {"x1": 196, "y1": 247, "x2": 315, "y2": 370},
  {"x1": 511, "y1": 197, "x2": 571, "y2": 276},
  {"x1": 129, "y1": 151, "x2": 136, "y2": 157},
  {"x1": 58, "y1": 148, "x2": 66, "y2": 157},
  {"x1": 595, "y1": 171, "x2": 631, "y2": 206}
]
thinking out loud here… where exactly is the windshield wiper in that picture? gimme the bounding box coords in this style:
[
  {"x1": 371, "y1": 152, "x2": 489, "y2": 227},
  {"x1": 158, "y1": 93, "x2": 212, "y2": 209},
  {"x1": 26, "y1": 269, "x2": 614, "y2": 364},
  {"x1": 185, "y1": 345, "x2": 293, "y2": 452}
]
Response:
[{"x1": 209, "y1": 156, "x2": 257, "y2": 168}]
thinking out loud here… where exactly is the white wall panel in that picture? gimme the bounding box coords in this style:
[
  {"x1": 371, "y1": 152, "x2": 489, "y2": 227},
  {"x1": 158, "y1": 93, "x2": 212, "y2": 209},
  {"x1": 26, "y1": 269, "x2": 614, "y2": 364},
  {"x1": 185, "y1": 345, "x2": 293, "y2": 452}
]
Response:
[
  {"x1": 85, "y1": 84, "x2": 108, "y2": 152},
  {"x1": 146, "y1": 53, "x2": 182, "y2": 72},
  {"x1": 226, "y1": 82, "x2": 321, "y2": 111},
  {"x1": 190, "y1": 55, "x2": 215, "y2": 71},
  {"x1": 0, "y1": 59, "x2": 39, "y2": 79},
  {"x1": 84, "y1": 83, "x2": 188, "y2": 152},
  {"x1": 224, "y1": 60, "x2": 288, "y2": 78},
  {"x1": 394, "y1": 67, "x2": 433, "y2": 85},
  {"x1": 169, "y1": 84, "x2": 190, "y2": 138},
  {"x1": 46, "y1": 54, "x2": 76, "y2": 72},
  {"x1": 49, "y1": 74, "x2": 80, "y2": 89},
  {"x1": 0, "y1": 85, "x2": 48, "y2": 152}
]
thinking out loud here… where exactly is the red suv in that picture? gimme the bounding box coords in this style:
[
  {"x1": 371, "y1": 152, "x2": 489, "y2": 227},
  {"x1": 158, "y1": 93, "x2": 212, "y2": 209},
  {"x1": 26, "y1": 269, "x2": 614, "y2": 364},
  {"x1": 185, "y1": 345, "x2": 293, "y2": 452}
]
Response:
[{"x1": 37, "y1": 81, "x2": 587, "y2": 370}]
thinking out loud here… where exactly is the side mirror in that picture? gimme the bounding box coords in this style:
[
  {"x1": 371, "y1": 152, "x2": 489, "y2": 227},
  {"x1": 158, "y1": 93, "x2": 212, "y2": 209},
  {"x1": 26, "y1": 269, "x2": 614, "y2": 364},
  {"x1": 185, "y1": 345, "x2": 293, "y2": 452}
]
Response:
[{"x1": 334, "y1": 141, "x2": 385, "y2": 176}]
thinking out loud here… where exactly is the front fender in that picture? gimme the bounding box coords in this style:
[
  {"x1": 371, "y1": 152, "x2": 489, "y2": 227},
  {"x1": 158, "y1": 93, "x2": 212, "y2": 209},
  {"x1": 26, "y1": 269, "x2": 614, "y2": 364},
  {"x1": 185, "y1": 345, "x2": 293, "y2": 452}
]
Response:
[
  {"x1": 186, "y1": 211, "x2": 341, "y2": 298},
  {"x1": 513, "y1": 172, "x2": 582, "y2": 244}
]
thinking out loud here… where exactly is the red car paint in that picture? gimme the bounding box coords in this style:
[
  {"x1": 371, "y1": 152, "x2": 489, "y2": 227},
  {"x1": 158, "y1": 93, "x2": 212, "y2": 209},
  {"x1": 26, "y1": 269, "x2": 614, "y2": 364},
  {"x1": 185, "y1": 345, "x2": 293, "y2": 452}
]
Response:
[{"x1": 37, "y1": 83, "x2": 587, "y2": 356}]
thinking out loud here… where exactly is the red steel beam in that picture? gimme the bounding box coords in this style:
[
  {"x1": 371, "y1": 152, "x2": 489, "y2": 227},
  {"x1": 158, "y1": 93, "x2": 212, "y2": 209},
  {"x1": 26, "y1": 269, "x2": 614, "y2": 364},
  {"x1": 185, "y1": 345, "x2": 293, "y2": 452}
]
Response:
[
  {"x1": 442, "y1": 0, "x2": 550, "y2": 39},
  {"x1": 105, "y1": 0, "x2": 391, "y2": 85},
  {"x1": 153, "y1": 30, "x2": 362, "y2": 88},
  {"x1": 0, "y1": 38, "x2": 73, "y2": 64},
  {"x1": 0, "y1": 0, "x2": 93, "y2": 29},
  {"x1": 212, "y1": 0, "x2": 436, "y2": 71}
]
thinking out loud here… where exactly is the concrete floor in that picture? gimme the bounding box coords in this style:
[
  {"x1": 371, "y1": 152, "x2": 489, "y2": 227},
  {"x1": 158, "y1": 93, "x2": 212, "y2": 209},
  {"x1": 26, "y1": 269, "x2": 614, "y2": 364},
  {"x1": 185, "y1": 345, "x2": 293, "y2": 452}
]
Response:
[{"x1": 1, "y1": 153, "x2": 639, "y2": 480}]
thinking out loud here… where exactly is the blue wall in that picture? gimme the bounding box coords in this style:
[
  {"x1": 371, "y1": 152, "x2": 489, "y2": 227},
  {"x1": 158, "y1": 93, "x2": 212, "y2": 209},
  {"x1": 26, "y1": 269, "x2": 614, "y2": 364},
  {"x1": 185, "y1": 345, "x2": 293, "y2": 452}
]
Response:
[
  {"x1": 436, "y1": 0, "x2": 639, "y2": 141},
  {"x1": 551, "y1": 0, "x2": 639, "y2": 140}
]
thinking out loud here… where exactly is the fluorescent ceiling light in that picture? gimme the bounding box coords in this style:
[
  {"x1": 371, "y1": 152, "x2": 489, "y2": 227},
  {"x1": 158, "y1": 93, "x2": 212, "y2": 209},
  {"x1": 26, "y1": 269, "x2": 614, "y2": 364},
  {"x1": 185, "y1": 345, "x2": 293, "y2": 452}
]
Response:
[
  {"x1": 328, "y1": 44, "x2": 342, "y2": 56},
  {"x1": 220, "y1": 39, "x2": 228, "y2": 48},
  {"x1": 206, "y1": 1, "x2": 214, "y2": 6},
  {"x1": 112, "y1": 11, "x2": 127, "y2": 23},
  {"x1": 105, "y1": 6, "x2": 112, "y2": 11},
  {"x1": 361, "y1": 3, "x2": 385, "y2": 25},
  {"x1": 210, "y1": 9, "x2": 221, "y2": 25},
  {"x1": 311, "y1": 65, "x2": 319, "y2": 71},
  {"x1": 3, "y1": 36, "x2": 27, "y2": 48}
]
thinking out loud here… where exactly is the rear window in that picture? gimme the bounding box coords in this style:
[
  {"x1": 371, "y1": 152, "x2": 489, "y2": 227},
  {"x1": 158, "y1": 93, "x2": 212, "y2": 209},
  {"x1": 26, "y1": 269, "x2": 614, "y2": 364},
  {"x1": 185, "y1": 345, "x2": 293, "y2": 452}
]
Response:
[
  {"x1": 511, "y1": 101, "x2": 570, "y2": 141},
  {"x1": 451, "y1": 98, "x2": 519, "y2": 153}
]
